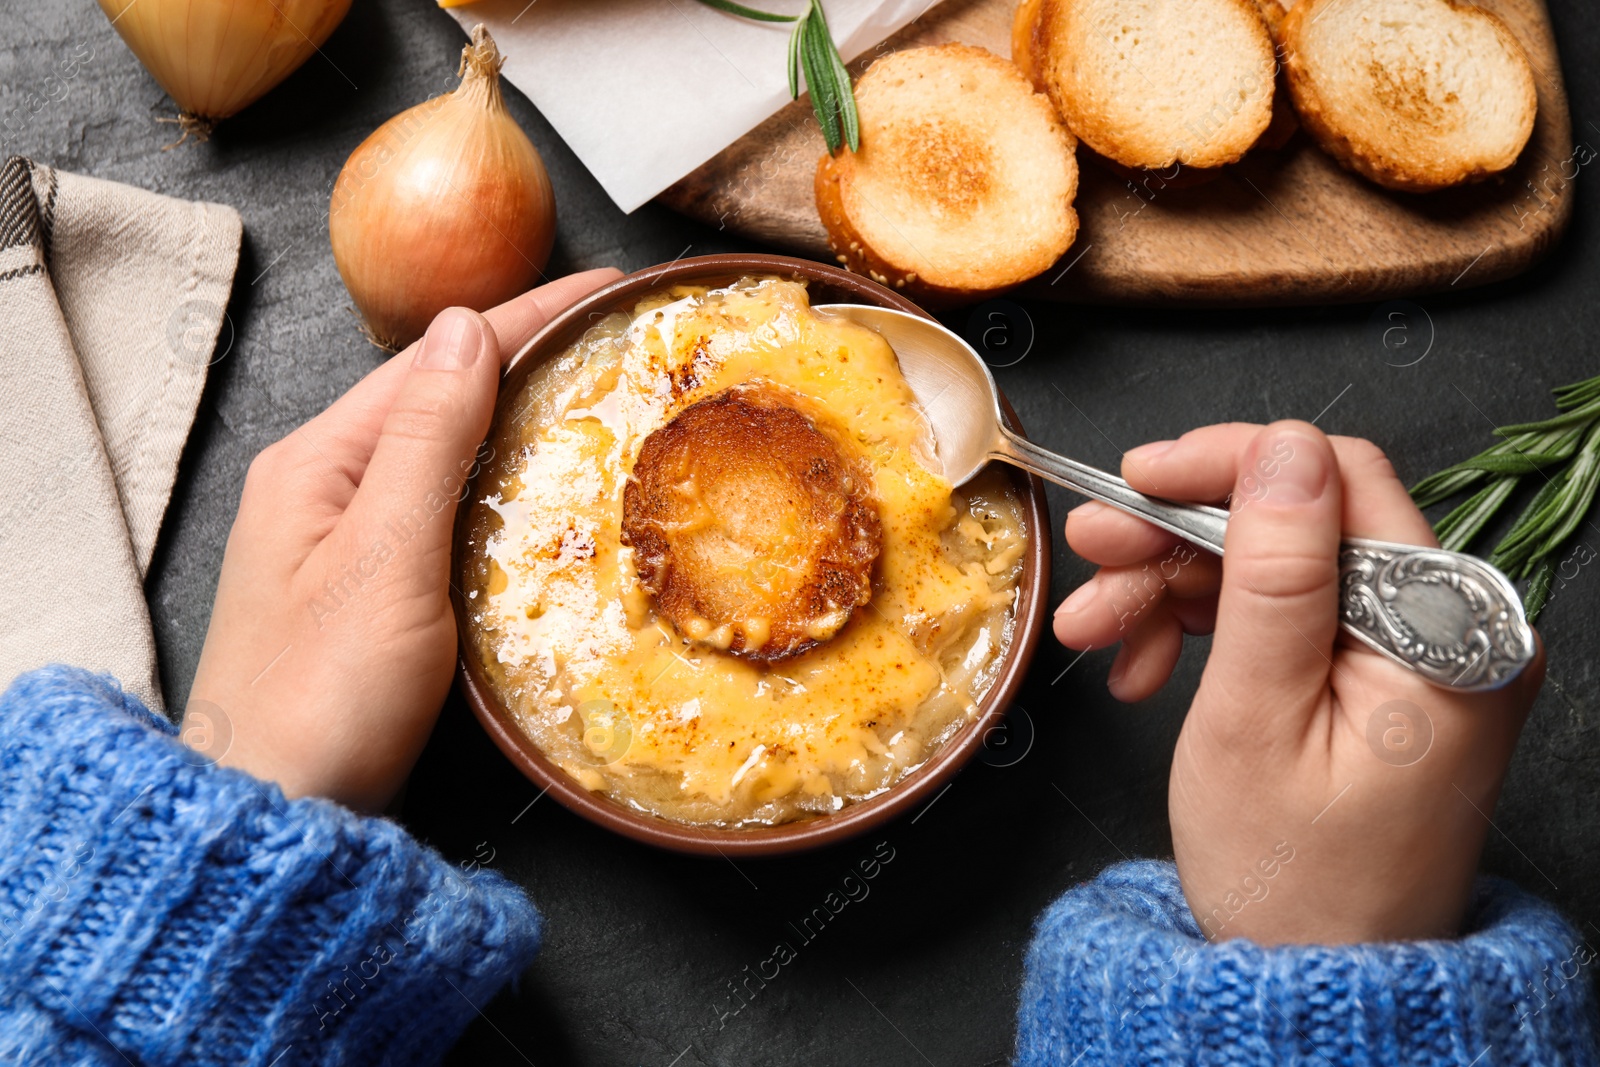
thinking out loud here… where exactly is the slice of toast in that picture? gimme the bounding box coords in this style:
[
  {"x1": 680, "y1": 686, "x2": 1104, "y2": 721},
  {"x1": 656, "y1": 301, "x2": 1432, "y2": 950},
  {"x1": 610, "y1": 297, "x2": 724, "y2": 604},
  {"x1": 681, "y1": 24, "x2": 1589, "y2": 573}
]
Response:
[
  {"x1": 1249, "y1": 0, "x2": 1300, "y2": 151},
  {"x1": 1283, "y1": 0, "x2": 1537, "y2": 192},
  {"x1": 1023, "y1": 0, "x2": 1277, "y2": 171},
  {"x1": 1011, "y1": 0, "x2": 1045, "y2": 87},
  {"x1": 622, "y1": 381, "x2": 880, "y2": 663},
  {"x1": 1252, "y1": 0, "x2": 1291, "y2": 34},
  {"x1": 815, "y1": 44, "x2": 1078, "y2": 305}
]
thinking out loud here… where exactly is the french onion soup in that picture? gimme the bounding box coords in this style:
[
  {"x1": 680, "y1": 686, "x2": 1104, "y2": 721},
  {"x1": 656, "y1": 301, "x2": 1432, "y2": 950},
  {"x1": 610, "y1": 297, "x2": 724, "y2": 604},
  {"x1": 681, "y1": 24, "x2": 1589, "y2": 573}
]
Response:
[{"x1": 457, "y1": 277, "x2": 1026, "y2": 827}]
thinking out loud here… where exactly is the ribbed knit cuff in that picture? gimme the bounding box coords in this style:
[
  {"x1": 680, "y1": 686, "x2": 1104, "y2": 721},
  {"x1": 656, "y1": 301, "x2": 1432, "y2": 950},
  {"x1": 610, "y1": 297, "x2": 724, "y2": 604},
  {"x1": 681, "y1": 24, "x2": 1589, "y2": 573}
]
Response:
[
  {"x1": 1017, "y1": 860, "x2": 1598, "y2": 1067},
  {"x1": 0, "y1": 666, "x2": 543, "y2": 1067}
]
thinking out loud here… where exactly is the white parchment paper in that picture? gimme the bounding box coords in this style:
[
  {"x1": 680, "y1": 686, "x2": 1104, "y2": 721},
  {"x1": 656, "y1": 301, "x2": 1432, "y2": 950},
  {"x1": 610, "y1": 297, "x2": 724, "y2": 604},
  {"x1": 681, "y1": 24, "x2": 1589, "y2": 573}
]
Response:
[{"x1": 443, "y1": 0, "x2": 938, "y2": 212}]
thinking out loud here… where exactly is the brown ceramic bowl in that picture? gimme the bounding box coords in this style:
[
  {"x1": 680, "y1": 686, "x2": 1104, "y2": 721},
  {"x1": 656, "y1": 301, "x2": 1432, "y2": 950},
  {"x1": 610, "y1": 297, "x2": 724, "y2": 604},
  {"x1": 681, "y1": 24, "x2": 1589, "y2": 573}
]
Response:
[{"x1": 451, "y1": 254, "x2": 1050, "y2": 856}]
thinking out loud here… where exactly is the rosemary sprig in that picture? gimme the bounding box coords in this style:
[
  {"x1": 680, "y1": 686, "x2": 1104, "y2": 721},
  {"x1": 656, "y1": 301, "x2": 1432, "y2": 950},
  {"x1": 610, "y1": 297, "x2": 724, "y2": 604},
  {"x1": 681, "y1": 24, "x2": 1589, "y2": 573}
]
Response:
[
  {"x1": 1410, "y1": 372, "x2": 1600, "y2": 621},
  {"x1": 693, "y1": 0, "x2": 860, "y2": 154}
]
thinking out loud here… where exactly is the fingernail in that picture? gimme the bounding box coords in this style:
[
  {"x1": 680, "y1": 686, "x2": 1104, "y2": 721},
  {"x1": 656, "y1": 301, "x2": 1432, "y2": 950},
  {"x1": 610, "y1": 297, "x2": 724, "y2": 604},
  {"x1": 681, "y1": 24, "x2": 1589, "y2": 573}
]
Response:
[
  {"x1": 1256, "y1": 430, "x2": 1328, "y2": 506},
  {"x1": 415, "y1": 308, "x2": 485, "y2": 370},
  {"x1": 1068, "y1": 500, "x2": 1107, "y2": 522},
  {"x1": 1056, "y1": 579, "x2": 1097, "y2": 617},
  {"x1": 1126, "y1": 440, "x2": 1177, "y2": 463}
]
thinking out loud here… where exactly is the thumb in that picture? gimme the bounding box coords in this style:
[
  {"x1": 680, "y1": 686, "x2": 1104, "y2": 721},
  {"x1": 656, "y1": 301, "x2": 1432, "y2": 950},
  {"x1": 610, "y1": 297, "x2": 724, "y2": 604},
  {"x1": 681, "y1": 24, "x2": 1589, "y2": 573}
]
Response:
[
  {"x1": 342, "y1": 307, "x2": 499, "y2": 580},
  {"x1": 1207, "y1": 421, "x2": 1343, "y2": 707}
]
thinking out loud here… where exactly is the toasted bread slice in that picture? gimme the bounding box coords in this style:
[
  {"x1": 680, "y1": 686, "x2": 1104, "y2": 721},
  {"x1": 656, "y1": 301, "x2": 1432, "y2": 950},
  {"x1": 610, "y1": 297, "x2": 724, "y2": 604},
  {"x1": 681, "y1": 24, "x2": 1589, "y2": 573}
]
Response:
[
  {"x1": 815, "y1": 44, "x2": 1078, "y2": 304},
  {"x1": 1249, "y1": 0, "x2": 1300, "y2": 150},
  {"x1": 1025, "y1": 0, "x2": 1277, "y2": 170},
  {"x1": 1283, "y1": 0, "x2": 1537, "y2": 191},
  {"x1": 1252, "y1": 0, "x2": 1290, "y2": 34},
  {"x1": 1011, "y1": 0, "x2": 1045, "y2": 87},
  {"x1": 621, "y1": 381, "x2": 881, "y2": 664}
]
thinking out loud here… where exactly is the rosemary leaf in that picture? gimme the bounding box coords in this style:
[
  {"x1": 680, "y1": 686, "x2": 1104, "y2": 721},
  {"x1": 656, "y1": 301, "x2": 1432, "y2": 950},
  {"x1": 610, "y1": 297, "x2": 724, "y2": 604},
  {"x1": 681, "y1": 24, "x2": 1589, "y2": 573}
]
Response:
[
  {"x1": 1490, "y1": 472, "x2": 1569, "y2": 575},
  {"x1": 1525, "y1": 559, "x2": 1557, "y2": 620},
  {"x1": 812, "y1": 0, "x2": 859, "y2": 151},
  {"x1": 802, "y1": 10, "x2": 843, "y2": 153},
  {"x1": 1410, "y1": 467, "x2": 1493, "y2": 509},
  {"x1": 1411, "y1": 438, "x2": 1533, "y2": 505},
  {"x1": 1441, "y1": 452, "x2": 1570, "y2": 476},
  {"x1": 1409, "y1": 427, "x2": 1581, "y2": 506},
  {"x1": 1494, "y1": 393, "x2": 1600, "y2": 436},
  {"x1": 1534, "y1": 421, "x2": 1600, "y2": 557},
  {"x1": 1554, "y1": 373, "x2": 1600, "y2": 410},
  {"x1": 787, "y1": 8, "x2": 805, "y2": 98},
  {"x1": 1435, "y1": 476, "x2": 1518, "y2": 553},
  {"x1": 692, "y1": 0, "x2": 799, "y2": 21}
]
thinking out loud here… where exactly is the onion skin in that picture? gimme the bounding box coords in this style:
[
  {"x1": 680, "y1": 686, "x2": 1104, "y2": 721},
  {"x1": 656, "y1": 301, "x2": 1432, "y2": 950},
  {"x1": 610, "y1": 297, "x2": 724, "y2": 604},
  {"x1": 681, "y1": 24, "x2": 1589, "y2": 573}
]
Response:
[
  {"x1": 96, "y1": 0, "x2": 352, "y2": 140},
  {"x1": 328, "y1": 27, "x2": 557, "y2": 351}
]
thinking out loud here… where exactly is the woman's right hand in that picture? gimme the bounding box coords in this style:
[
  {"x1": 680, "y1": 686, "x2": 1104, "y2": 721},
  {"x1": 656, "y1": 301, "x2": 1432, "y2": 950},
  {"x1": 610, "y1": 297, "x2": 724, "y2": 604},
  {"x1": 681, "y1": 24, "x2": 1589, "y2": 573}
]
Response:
[{"x1": 1053, "y1": 421, "x2": 1544, "y2": 945}]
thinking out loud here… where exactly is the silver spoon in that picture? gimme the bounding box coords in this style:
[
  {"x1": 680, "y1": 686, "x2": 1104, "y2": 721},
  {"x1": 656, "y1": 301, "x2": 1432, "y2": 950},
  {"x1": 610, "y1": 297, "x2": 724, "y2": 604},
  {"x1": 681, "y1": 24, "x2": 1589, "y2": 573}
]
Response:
[{"x1": 817, "y1": 303, "x2": 1535, "y2": 692}]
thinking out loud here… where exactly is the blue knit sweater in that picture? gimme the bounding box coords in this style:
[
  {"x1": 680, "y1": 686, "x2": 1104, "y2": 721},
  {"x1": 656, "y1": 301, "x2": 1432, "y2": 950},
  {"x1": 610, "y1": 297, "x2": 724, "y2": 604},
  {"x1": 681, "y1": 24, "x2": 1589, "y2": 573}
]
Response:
[
  {"x1": 1017, "y1": 864, "x2": 1599, "y2": 1066},
  {"x1": 2, "y1": 667, "x2": 1595, "y2": 1066},
  {"x1": 0, "y1": 666, "x2": 541, "y2": 1066}
]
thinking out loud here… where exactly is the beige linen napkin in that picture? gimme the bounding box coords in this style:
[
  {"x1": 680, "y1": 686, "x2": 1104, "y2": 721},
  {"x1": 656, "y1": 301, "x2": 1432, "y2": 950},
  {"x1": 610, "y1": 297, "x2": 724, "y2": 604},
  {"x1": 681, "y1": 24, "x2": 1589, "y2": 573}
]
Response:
[{"x1": 0, "y1": 156, "x2": 241, "y2": 713}]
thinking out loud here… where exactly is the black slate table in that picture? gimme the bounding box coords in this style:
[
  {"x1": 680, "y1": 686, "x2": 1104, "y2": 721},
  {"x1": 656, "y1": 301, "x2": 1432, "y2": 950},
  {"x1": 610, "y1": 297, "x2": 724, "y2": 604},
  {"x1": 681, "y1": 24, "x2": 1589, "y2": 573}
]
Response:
[{"x1": 7, "y1": 3, "x2": 1600, "y2": 1064}]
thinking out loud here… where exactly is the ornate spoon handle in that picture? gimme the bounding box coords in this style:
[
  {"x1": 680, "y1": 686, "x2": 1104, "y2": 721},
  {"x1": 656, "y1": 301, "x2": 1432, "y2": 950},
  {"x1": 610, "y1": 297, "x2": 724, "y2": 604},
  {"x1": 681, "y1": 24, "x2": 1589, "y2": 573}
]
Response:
[
  {"x1": 995, "y1": 430, "x2": 1537, "y2": 691},
  {"x1": 1337, "y1": 537, "x2": 1534, "y2": 690}
]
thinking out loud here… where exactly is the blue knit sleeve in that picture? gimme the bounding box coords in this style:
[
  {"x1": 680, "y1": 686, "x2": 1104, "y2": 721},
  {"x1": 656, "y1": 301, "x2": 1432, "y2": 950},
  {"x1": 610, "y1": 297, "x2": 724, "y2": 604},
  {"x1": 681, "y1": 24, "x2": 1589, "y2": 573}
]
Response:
[
  {"x1": 1016, "y1": 860, "x2": 1599, "y2": 1066},
  {"x1": 0, "y1": 665, "x2": 543, "y2": 1067}
]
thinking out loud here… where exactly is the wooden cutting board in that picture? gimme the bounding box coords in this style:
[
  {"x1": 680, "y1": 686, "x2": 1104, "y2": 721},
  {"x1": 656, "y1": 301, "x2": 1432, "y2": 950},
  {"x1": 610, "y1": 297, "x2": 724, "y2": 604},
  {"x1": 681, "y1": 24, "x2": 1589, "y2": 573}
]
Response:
[{"x1": 657, "y1": 0, "x2": 1576, "y2": 305}]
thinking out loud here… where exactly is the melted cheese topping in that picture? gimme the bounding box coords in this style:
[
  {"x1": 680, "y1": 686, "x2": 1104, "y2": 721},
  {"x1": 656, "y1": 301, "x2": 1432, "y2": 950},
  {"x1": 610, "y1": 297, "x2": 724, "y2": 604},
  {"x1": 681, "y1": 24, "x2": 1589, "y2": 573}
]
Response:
[{"x1": 459, "y1": 278, "x2": 1025, "y2": 826}]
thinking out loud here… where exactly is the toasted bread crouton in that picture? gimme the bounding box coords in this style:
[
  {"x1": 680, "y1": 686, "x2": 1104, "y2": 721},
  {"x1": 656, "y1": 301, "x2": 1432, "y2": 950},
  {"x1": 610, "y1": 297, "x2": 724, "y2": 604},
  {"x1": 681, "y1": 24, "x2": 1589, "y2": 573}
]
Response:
[
  {"x1": 1252, "y1": 0, "x2": 1290, "y2": 34},
  {"x1": 622, "y1": 381, "x2": 881, "y2": 663},
  {"x1": 1249, "y1": 0, "x2": 1300, "y2": 150},
  {"x1": 1284, "y1": 0, "x2": 1537, "y2": 191},
  {"x1": 1024, "y1": 0, "x2": 1277, "y2": 170},
  {"x1": 815, "y1": 44, "x2": 1078, "y2": 305},
  {"x1": 1011, "y1": 0, "x2": 1045, "y2": 87}
]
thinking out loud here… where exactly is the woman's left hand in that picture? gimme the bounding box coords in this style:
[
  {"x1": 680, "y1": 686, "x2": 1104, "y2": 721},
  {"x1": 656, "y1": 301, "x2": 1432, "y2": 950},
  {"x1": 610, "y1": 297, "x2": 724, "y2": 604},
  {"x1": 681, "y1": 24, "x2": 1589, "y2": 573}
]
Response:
[{"x1": 186, "y1": 270, "x2": 621, "y2": 812}]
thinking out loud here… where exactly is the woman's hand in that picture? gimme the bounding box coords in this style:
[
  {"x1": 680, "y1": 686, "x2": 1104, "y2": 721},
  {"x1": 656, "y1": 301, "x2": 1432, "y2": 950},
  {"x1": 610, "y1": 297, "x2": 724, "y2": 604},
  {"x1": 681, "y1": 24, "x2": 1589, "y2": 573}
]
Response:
[
  {"x1": 1054, "y1": 421, "x2": 1544, "y2": 944},
  {"x1": 185, "y1": 270, "x2": 622, "y2": 812}
]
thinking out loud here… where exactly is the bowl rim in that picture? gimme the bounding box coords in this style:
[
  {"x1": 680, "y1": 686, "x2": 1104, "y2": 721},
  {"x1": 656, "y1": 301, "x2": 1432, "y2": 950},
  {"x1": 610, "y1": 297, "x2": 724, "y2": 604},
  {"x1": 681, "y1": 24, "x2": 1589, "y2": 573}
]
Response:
[{"x1": 451, "y1": 253, "x2": 1051, "y2": 856}]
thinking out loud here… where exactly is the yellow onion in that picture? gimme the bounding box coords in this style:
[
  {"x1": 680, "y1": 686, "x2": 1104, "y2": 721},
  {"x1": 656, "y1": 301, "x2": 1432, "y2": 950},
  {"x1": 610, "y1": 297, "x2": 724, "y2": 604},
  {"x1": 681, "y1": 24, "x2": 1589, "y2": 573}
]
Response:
[
  {"x1": 96, "y1": 0, "x2": 352, "y2": 142},
  {"x1": 328, "y1": 26, "x2": 556, "y2": 352}
]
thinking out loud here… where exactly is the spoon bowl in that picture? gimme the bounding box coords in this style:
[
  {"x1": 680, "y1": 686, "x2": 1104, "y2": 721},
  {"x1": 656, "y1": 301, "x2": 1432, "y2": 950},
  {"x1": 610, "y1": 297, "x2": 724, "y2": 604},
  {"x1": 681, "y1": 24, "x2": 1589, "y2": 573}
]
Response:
[
  {"x1": 817, "y1": 304, "x2": 1004, "y2": 488},
  {"x1": 818, "y1": 302, "x2": 1536, "y2": 693}
]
